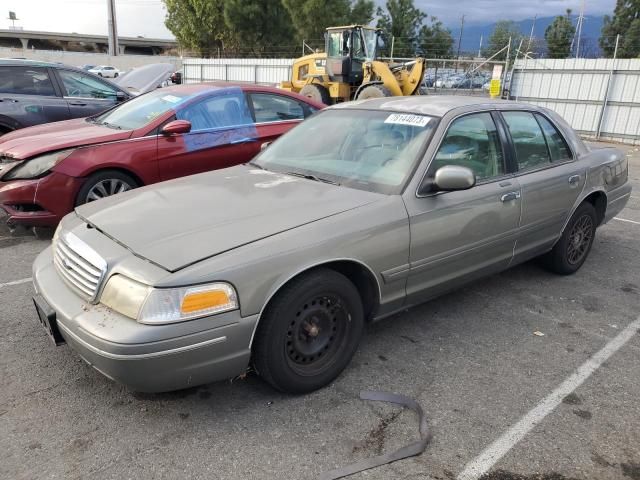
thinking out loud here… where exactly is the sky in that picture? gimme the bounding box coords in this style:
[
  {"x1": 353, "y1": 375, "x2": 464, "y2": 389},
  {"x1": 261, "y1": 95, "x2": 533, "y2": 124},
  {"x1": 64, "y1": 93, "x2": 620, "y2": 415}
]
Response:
[{"x1": 2, "y1": 0, "x2": 619, "y2": 39}]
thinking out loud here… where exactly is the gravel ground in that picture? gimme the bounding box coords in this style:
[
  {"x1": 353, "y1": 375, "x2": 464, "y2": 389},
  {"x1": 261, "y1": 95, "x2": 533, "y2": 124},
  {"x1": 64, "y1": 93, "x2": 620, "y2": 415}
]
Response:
[{"x1": 1, "y1": 142, "x2": 638, "y2": 480}]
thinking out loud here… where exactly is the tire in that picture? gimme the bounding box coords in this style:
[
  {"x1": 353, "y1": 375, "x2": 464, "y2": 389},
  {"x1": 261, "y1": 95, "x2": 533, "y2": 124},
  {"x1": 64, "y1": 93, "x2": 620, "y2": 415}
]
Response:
[
  {"x1": 75, "y1": 170, "x2": 139, "y2": 206},
  {"x1": 299, "y1": 84, "x2": 331, "y2": 105},
  {"x1": 114, "y1": 73, "x2": 119, "y2": 78},
  {"x1": 356, "y1": 84, "x2": 392, "y2": 100},
  {"x1": 543, "y1": 202, "x2": 597, "y2": 275},
  {"x1": 253, "y1": 268, "x2": 364, "y2": 394},
  {"x1": 98, "y1": 73, "x2": 103, "y2": 77}
]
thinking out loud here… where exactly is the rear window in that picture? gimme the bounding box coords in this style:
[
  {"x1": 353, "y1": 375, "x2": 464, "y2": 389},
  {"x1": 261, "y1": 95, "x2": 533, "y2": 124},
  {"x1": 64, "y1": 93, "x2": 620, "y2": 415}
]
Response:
[{"x1": 0, "y1": 66, "x2": 56, "y2": 97}]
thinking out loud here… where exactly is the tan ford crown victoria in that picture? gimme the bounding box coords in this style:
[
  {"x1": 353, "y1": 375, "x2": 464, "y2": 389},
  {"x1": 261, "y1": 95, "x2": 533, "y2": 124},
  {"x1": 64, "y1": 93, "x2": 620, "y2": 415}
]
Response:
[{"x1": 32, "y1": 96, "x2": 631, "y2": 394}]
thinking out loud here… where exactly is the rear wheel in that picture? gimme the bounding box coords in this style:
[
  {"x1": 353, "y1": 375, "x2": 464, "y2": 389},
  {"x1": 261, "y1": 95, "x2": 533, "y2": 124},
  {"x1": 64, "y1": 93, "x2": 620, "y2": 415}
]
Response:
[
  {"x1": 253, "y1": 269, "x2": 364, "y2": 394},
  {"x1": 299, "y1": 84, "x2": 331, "y2": 104},
  {"x1": 75, "y1": 170, "x2": 139, "y2": 206},
  {"x1": 543, "y1": 202, "x2": 597, "y2": 275},
  {"x1": 114, "y1": 72, "x2": 119, "y2": 78},
  {"x1": 356, "y1": 84, "x2": 392, "y2": 100}
]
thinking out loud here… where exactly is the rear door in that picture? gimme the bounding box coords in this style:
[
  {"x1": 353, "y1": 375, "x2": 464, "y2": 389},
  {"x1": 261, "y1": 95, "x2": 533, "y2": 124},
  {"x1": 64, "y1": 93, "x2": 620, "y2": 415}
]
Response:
[
  {"x1": 247, "y1": 92, "x2": 317, "y2": 152},
  {"x1": 499, "y1": 111, "x2": 586, "y2": 260},
  {"x1": 404, "y1": 111, "x2": 521, "y2": 303},
  {"x1": 0, "y1": 66, "x2": 70, "y2": 129},
  {"x1": 157, "y1": 91, "x2": 257, "y2": 180},
  {"x1": 54, "y1": 69, "x2": 122, "y2": 118}
]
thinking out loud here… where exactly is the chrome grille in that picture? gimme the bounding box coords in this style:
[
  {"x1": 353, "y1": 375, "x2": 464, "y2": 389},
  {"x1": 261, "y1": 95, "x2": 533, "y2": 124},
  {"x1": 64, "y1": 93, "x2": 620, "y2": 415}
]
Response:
[{"x1": 53, "y1": 232, "x2": 107, "y2": 302}]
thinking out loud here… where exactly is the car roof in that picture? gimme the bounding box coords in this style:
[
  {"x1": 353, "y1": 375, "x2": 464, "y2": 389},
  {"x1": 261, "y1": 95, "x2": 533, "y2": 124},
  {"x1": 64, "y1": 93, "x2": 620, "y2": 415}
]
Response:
[
  {"x1": 0, "y1": 58, "x2": 65, "y2": 68},
  {"x1": 158, "y1": 82, "x2": 313, "y2": 96},
  {"x1": 329, "y1": 95, "x2": 524, "y2": 117}
]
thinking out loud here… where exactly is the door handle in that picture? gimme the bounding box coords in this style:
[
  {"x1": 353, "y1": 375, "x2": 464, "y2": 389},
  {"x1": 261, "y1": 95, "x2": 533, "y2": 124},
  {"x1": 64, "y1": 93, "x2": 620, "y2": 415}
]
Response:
[
  {"x1": 1, "y1": 98, "x2": 18, "y2": 103},
  {"x1": 568, "y1": 175, "x2": 581, "y2": 185},
  {"x1": 68, "y1": 101, "x2": 87, "y2": 106},
  {"x1": 501, "y1": 191, "x2": 521, "y2": 202}
]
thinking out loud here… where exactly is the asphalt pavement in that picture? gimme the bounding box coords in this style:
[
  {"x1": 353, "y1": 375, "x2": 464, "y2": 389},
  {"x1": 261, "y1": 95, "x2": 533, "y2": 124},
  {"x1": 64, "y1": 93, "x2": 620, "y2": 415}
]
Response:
[{"x1": 1, "y1": 142, "x2": 639, "y2": 480}]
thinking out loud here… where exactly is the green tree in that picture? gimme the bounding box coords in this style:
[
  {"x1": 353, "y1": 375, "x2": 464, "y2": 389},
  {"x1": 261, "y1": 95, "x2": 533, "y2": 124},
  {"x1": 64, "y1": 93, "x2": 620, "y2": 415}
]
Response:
[
  {"x1": 600, "y1": 0, "x2": 640, "y2": 57},
  {"x1": 545, "y1": 9, "x2": 575, "y2": 58},
  {"x1": 485, "y1": 20, "x2": 523, "y2": 61},
  {"x1": 223, "y1": 0, "x2": 295, "y2": 56},
  {"x1": 162, "y1": 0, "x2": 231, "y2": 57},
  {"x1": 282, "y1": 0, "x2": 375, "y2": 44},
  {"x1": 418, "y1": 17, "x2": 454, "y2": 58},
  {"x1": 376, "y1": 0, "x2": 426, "y2": 56}
]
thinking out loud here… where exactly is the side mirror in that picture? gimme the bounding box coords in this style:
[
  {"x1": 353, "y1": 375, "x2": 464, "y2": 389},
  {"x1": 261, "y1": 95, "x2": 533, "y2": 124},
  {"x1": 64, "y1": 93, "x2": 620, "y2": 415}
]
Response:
[
  {"x1": 260, "y1": 141, "x2": 271, "y2": 151},
  {"x1": 420, "y1": 165, "x2": 476, "y2": 194},
  {"x1": 116, "y1": 91, "x2": 127, "y2": 102},
  {"x1": 161, "y1": 119, "x2": 191, "y2": 135}
]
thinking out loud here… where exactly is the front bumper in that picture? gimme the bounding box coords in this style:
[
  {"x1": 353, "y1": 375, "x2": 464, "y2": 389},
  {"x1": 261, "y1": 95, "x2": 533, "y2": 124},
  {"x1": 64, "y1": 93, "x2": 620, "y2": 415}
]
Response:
[
  {"x1": 0, "y1": 171, "x2": 81, "y2": 227},
  {"x1": 32, "y1": 247, "x2": 257, "y2": 392}
]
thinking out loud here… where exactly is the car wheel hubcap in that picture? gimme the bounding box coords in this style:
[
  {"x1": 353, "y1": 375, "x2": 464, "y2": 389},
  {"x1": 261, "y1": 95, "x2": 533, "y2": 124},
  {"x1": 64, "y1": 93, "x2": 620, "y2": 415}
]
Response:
[
  {"x1": 286, "y1": 294, "x2": 349, "y2": 374},
  {"x1": 86, "y1": 179, "x2": 132, "y2": 202},
  {"x1": 567, "y1": 214, "x2": 593, "y2": 265}
]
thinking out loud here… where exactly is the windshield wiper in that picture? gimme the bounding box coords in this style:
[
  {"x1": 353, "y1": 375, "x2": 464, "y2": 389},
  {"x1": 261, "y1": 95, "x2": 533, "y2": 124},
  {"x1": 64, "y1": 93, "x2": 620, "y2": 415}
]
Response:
[
  {"x1": 285, "y1": 171, "x2": 340, "y2": 186},
  {"x1": 247, "y1": 161, "x2": 265, "y2": 170},
  {"x1": 100, "y1": 121, "x2": 122, "y2": 130}
]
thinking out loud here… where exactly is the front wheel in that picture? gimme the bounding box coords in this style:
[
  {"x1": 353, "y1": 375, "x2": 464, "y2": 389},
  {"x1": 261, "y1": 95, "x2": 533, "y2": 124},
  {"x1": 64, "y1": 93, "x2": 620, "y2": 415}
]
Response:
[
  {"x1": 75, "y1": 170, "x2": 139, "y2": 206},
  {"x1": 543, "y1": 202, "x2": 597, "y2": 275},
  {"x1": 356, "y1": 84, "x2": 392, "y2": 100},
  {"x1": 253, "y1": 269, "x2": 364, "y2": 394}
]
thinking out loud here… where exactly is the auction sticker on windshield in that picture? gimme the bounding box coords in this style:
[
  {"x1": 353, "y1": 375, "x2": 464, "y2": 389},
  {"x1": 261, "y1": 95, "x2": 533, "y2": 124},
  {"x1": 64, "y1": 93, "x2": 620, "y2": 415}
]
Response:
[
  {"x1": 384, "y1": 113, "x2": 431, "y2": 127},
  {"x1": 162, "y1": 95, "x2": 182, "y2": 104}
]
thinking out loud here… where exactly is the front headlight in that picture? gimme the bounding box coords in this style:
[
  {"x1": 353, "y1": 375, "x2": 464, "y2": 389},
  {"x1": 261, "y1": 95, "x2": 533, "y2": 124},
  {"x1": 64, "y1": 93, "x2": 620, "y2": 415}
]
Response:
[
  {"x1": 100, "y1": 275, "x2": 238, "y2": 325},
  {"x1": 2, "y1": 149, "x2": 74, "y2": 180}
]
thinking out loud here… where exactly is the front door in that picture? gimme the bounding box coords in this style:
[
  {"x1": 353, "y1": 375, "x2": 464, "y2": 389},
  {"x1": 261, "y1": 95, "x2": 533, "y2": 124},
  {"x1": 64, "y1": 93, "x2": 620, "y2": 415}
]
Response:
[
  {"x1": 55, "y1": 69, "x2": 121, "y2": 118},
  {"x1": 500, "y1": 111, "x2": 586, "y2": 260},
  {"x1": 158, "y1": 91, "x2": 257, "y2": 181},
  {"x1": 404, "y1": 112, "x2": 521, "y2": 303}
]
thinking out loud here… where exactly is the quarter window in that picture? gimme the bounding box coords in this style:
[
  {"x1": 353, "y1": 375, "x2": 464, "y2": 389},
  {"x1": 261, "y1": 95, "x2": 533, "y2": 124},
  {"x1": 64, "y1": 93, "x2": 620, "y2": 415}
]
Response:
[
  {"x1": 433, "y1": 113, "x2": 505, "y2": 180},
  {"x1": 502, "y1": 111, "x2": 551, "y2": 171},
  {"x1": 0, "y1": 66, "x2": 55, "y2": 96},
  {"x1": 250, "y1": 93, "x2": 305, "y2": 123},
  {"x1": 535, "y1": 114, "x2": 572, "y2": 162},
  {"x1": 58, "y1": 70, "x2": 118, "y2": 99}
]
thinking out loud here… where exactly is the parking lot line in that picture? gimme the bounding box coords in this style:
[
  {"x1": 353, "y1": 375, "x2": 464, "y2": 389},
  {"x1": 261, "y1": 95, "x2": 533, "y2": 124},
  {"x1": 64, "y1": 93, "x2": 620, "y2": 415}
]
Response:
[
  {"x1": 457, "y1": 315, "x2": 640, "y2": 480},
  {"x1": 0, "y1": 277, "x2": 32, "y2": 289},
  {"x1": 614, "y1": 217, "x2": 640, "y2": 225}
]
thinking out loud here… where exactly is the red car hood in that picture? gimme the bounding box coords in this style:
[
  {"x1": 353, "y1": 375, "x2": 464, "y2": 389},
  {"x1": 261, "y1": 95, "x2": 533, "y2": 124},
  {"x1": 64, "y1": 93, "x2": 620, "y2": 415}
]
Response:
[{"x1": 0, "y1": 118, "x2": 133, "y2": 160}]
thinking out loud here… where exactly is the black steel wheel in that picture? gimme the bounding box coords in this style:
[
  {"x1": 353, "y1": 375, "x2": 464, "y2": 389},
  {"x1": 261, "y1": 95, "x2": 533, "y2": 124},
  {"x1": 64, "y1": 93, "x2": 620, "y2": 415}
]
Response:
[
  {"x1": 253, "y1": 269, "x2": 364, "y2": 394},
  {"x1": 543, "y1": 202, "x2": 597, "y2": 275}
]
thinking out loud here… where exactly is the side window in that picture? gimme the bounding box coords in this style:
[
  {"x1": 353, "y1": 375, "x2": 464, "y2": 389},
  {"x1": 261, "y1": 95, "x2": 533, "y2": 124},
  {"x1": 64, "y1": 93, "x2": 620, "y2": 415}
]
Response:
[
  {"x1": 535, "y1": 114, "x2": 572, "y2": 162},
  {"x1": 57, "y1": 70, "x2": 117, "y2": 99},
  {"x1": 0, "y1": 67, "x2": 55, "y2": 96},
  {"x1": 177, "y1": 92, "x2": 252, "y2": 131},
  {"x1": 250, "y1": 93, "x2": 305, "y2": 123},
  {"x1": 502, "y1": 111, "x2": 551, "y2": 171},
  {"x1": 433, "y1": 113, "x2": 505, "y2": 180}
]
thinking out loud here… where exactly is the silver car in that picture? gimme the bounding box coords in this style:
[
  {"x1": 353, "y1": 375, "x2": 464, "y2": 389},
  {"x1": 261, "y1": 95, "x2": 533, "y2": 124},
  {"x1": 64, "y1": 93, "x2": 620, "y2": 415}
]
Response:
[{"x1": 32, "y1": 96, "x2": 631, "y2": 394}]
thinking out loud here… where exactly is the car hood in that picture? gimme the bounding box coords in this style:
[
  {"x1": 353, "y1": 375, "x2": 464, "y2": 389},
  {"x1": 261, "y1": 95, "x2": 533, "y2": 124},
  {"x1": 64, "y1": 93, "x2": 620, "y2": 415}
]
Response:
[
  {"x1": 75, "y1": 165, "x2": 382, "y2": 272},
  {"x1": 0, "y1": 118, "x2": 132, "y2": 159},
  {"x1": 113, "y1": 63, "x2": 175, "y2": 96}
]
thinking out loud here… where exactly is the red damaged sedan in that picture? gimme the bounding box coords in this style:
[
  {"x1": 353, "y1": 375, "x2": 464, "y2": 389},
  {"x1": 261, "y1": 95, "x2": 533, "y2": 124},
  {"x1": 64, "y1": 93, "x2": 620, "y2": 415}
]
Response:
[{"x1": 0, "y1": 83, "x2": 324, "y2": 227}]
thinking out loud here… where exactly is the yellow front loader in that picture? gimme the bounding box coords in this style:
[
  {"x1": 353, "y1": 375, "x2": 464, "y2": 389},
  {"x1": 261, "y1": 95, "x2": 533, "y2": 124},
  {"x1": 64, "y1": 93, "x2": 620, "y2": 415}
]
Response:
[{"x1": 280, "y1": 25, "x2": 425, "y2": 104}]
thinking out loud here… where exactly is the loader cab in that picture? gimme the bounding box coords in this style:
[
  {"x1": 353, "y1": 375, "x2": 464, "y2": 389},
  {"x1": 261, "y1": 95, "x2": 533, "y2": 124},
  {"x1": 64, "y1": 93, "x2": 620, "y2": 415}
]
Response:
[{"x1": 325, "y1": 26, "x2": 381, "y2": 85}]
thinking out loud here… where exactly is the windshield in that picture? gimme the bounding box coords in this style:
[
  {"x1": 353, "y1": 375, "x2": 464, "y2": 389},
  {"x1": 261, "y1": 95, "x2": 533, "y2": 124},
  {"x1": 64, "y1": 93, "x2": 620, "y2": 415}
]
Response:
[
  {"x1": 93, "y1": 89, "x2": 189, "y2": 130},
  {"x1": 253, "y1": 109, "x2": 436, "y2": 194}
]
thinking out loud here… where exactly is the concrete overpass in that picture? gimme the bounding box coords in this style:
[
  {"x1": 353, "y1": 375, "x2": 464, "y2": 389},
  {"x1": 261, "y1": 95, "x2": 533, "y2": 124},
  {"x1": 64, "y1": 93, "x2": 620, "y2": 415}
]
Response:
[{"x1": 0, "y1": 29, "x2": 177, "y2": 55}]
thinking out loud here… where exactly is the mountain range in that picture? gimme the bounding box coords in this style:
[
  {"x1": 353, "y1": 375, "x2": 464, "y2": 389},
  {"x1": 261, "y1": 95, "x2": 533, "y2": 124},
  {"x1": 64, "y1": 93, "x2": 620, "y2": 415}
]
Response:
[{"x1": 448, "y1": 15, "x2": 605, "y2": 54}]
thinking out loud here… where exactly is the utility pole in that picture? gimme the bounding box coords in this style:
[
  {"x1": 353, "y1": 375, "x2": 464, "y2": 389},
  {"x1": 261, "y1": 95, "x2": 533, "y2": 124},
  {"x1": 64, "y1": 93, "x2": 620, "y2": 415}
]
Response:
[
  {"x1": 575, "y1": 0, "x2": 585, "y2": 58},
  {"x1": 456, "y1": 14, "x2": 465, "y2": 71},
  {"x1": 107, "y1": 0, "x2": 119, "y2": 56},
  {"x1": 527, "y1": 15, "x2": 536, "y2": 54}
]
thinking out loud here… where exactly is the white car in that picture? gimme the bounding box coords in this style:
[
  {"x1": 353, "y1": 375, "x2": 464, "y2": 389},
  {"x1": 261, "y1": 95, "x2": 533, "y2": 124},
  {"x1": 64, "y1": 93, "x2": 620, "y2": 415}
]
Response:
[{"x1": 88, "y1": 65, "x2": 120, "y2": 78}]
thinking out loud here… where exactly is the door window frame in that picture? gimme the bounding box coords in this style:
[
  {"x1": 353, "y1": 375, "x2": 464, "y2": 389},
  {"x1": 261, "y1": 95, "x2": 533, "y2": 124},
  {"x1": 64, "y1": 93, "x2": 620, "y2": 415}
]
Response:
[
  {"x1": 496, "y1": 110, "x2": 576, "y2": 177},
  {"x1": 0, "y1": 66, "x2": 61, "y2": 98},
  {"x1": 52, "y1": 68, "x2": 120, "y2": 101},
  {"x1": 415, "y1": 110, "x2": 514, "y2": 198},
  {"x1": 247, "y1": 92, "x2": 316, "y2": 125},
  {"x1": 175, "y1": 92, "x2": 255, "y2": 134}
]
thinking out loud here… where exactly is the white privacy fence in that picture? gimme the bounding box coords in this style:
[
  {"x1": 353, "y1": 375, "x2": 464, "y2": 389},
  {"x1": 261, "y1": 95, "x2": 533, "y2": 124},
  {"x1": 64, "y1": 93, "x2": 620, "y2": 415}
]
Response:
[
  {"x1": 182, "y1": 58, "x2": 294, "y2": 85},
  {"x1": 510, "y1": 57, "x2": 640, "y2": 145}
]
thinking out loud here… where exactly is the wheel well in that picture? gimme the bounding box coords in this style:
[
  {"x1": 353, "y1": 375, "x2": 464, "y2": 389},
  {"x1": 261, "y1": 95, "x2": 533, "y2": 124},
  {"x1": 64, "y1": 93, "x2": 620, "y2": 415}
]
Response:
[
  {"x1": 266, "y1": 261, "x2": 380, "y2": 322},
  {"x1": 84, "y1": 167, "x2": 144, "y2": 187},
  {"x1": 583, "y1": 191, "x2": 607, "y2": 225}
]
